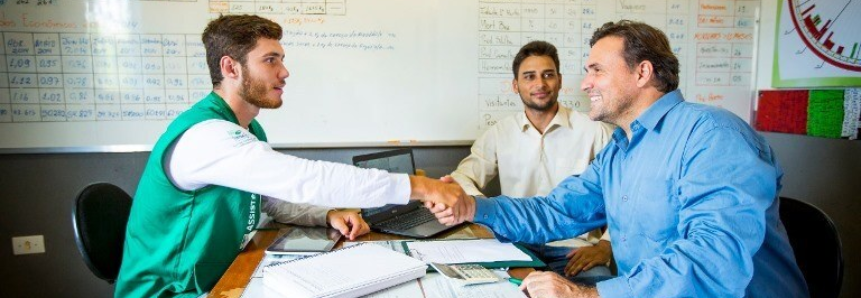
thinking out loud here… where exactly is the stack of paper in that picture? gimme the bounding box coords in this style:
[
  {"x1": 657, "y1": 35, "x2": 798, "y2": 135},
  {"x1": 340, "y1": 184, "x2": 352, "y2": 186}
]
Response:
[{"x1": 262, "y1": 243, "x2": 427, "y2": 298}]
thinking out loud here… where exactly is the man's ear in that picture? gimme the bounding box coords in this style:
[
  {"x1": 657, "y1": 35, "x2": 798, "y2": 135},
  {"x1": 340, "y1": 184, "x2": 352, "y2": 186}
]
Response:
[
  {"x1": 220, "y1": 56, "x2": 241, "y2": 80},
  {"x1": 512, "y1": 79, "x2": 520, "y2": 94},
  {"x1": 635, "y1": 60, "x2": 654, "y2": 88}
]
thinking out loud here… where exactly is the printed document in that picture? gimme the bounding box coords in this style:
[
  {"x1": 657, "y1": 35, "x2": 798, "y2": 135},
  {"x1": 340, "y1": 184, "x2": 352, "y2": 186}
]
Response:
[{"x1": 406, "y1": 239, "x2": 532, "y2": 264}]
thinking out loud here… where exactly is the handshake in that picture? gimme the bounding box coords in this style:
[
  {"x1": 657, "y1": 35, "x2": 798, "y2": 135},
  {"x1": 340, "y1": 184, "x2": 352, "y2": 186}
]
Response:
[{"x1": 409, "y1": 176, "x2": 476, "y2": 226}]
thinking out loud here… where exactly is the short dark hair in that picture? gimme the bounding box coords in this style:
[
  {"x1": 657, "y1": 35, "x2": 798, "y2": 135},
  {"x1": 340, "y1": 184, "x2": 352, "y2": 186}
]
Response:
[
  {"x1": 590, "y1": 20, "x2": 679, "y2": 92},
  {"x1": 512, "y1": 41, "x2": 560, "y2": 78},
  {"x1": 202, "y1": 15, "x2": 283, "y2": 87}
]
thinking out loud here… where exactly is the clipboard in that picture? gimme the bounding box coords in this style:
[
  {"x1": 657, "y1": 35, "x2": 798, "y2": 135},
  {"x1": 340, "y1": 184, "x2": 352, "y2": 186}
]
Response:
[{"x1": 400, "y1": 239, "x2": 545, "y2": 270}]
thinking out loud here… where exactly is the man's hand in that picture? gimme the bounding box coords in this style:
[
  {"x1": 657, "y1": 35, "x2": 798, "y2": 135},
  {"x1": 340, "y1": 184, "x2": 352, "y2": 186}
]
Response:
[
  {"x1": 423, "y1": 176, "x2": 476, "y2": 225},
  {"x1": 425, "y1": 195, "x2": 476, "y2": 226},
  {"x1": 564, "y1": 240, "x2": 612, "y2": 277},
  {"x1": 520, "y1": 271, "x2": 600, "y2": 298},
  {"x1": 326, "y1": 210, "x2": 370, "y2": 240},
  {"x1": 409, "y1": 175, "x2": 471, "y2": 223}
]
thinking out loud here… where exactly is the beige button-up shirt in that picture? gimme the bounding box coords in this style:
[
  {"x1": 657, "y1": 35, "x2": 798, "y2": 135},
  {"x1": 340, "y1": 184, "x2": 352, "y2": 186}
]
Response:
[{"x1": 451, "y1": 106, "x2": 614, "y2": 245}]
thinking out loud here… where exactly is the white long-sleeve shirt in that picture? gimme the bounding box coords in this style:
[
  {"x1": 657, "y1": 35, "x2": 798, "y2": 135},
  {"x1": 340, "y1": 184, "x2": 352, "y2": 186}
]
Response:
[{"x1": 165, "y1": 119, "x2": 411, "y2": 212}]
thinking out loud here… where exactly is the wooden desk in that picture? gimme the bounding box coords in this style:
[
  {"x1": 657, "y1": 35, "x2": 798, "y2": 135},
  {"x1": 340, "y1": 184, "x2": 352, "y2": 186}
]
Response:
[{"x1": 208, "y1": 224, "x2": 534, "y2": 298}]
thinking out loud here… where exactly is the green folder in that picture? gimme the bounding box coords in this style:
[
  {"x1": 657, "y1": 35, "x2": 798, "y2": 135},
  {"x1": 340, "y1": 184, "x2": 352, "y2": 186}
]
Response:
[{"x1": 400, "y1": 239, "x2": 546, "y2": 271}]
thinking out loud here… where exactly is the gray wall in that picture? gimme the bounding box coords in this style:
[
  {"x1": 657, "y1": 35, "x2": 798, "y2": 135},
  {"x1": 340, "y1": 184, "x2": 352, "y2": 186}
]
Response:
[
  {"x1": 763, "y1": 132, "x2": 860, "y2": 298},
  {"x1": 1, "y1": 135, "x2": 858, "y2": 297}
]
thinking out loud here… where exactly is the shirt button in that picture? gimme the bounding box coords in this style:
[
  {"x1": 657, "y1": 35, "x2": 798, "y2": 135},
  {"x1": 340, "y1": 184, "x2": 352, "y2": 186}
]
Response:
[
  {"x1": 483, "y1": 214, "x2": 488, "y2": 219},
  {"x1": 622, "y1": 195, "x2": 628, "y2": 202}
]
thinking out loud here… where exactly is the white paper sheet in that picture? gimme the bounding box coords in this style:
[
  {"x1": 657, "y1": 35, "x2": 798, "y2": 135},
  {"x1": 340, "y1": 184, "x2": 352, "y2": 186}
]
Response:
[
  {"x1": 251, "y1": 254, "x2": 302, "y2": 278},
  {"x1": 362, "y1": 280, "x2": 424, "y2": 298},
  {"x1": 406, "y1": 239, "x2": 532, "y2": 264},
  {"x1": 422, "y1": 273, "x2": 527, "y2": 298},
  {"x1": 344, "y1": 240, "x2": 409, "y2": 255}
]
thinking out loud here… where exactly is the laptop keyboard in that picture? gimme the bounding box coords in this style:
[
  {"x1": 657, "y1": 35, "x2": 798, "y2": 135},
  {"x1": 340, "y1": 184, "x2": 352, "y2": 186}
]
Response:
[{"x1": 376, "y1": 209, "x2": 437, "y2": 230}]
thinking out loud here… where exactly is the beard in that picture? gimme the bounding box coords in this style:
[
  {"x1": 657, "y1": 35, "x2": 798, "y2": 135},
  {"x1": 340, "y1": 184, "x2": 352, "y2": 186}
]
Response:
[
  {"x1": 520, "y1": 94, "x2": 557, "y2": 112},
  {"x1": 239, "y1": 66, "x2": 282, "y2": 109},
  {"x1": 589, "y1": 92, "x2": 634, "y2": 125}
]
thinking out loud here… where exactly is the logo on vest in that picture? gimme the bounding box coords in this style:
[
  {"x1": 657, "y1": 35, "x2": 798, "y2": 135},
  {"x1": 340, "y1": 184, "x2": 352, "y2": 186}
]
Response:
[
  {"x1": 241, "y1": 194, "x2": 261, "y2": 249},
  {"x1": 227, "y1": 129, "x2": 255, "y2": 147},
  {"x1": 246, "y1": 194, "x2": 259, "y2": 232}
]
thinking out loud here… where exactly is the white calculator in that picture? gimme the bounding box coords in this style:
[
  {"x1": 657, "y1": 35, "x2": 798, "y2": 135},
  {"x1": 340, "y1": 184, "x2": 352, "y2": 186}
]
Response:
[{"x1": 430, "y1": 262, "x2": 500, "y2": 285}]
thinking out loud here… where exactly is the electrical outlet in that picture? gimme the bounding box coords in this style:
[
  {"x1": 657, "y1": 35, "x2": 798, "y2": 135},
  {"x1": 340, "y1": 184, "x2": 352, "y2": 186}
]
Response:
[{"x1": 12, "y1": 235, "x2": 46, "y2": 255}]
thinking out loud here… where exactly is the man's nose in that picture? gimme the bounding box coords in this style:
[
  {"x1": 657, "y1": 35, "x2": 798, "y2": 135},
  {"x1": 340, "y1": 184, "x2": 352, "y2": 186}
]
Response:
[
  {"x1": 279, "y1": 64, "x2": 290, "y2": 80},
  {"x1": 580, "y1": 76, "x2": 591, "y2": 92}
]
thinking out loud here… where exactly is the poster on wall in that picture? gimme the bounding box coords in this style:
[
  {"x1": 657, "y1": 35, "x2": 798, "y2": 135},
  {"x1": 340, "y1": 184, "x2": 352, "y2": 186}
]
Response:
[{"x1": 773, "y1": 0, "x2": 861, "y2": 87}]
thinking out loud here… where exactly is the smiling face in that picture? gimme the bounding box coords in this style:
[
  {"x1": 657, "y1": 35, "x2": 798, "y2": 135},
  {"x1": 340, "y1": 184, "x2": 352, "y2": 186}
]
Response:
[
  {"x1": 513, "y1": 55, "x2": 561, "y2": 112},
  {"x1": 237, "y1": 38, "x2": 289, "y2": 109},
  {"x1": 580, "y1": 36, "x2": 640, "y2": 126}
]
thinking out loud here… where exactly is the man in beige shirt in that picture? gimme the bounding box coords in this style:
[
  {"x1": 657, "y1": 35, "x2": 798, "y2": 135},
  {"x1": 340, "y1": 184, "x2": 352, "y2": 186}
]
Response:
[{"x1": 451, "y1": 41, "x2": 614, "y2": 281}]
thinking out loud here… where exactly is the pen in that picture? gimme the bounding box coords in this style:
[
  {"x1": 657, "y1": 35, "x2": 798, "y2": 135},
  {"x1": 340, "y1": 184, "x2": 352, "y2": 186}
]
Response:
[{"x1": 508, "y1": 277, "x2": 522, "y2": 286}]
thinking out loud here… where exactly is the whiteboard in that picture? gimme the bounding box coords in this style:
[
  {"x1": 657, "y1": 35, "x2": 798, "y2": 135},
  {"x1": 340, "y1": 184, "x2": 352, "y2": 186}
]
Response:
[{"x1": 0, "y1": 0, "x2": 761, "y2": 151}]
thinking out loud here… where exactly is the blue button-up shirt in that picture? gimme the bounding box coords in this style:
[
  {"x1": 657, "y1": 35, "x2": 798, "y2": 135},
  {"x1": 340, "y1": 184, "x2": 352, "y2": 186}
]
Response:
[{"x1": 474, "y1": 90, "x2": 808, "y2": 298}]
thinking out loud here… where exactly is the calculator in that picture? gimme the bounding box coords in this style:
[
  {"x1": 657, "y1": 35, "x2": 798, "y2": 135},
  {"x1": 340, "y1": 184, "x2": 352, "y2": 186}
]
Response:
[{"x1": 429, "y1": 262, "x2": 500, "y2": 285}]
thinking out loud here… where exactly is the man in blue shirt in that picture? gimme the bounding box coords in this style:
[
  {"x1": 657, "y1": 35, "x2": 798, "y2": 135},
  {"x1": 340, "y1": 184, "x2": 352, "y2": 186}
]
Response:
[{"x1": 431, "y1": 20, "x2": 808, "y2": 298}]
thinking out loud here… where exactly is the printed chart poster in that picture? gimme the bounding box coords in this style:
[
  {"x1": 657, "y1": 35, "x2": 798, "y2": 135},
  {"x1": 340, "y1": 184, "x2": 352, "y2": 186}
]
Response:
[{"x1": 773, "y1": 0, "x2": 861, "y2": 87}]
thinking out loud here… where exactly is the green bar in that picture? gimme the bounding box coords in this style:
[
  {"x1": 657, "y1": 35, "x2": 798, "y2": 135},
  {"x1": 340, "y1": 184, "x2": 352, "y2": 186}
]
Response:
[
  {"x1": 849, "y1": 42, "x2": 858, "y2": 59},
  {"x1": 807, "y1": 90, "x2": 845, "y2": 138},
  {"x1": 854, "y1": 43, "x2": 859, "y2": 59}
]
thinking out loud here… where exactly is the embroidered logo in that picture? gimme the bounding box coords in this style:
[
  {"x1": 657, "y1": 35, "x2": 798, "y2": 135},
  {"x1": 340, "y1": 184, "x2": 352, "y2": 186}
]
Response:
[{"x1": 227, "y1": 129, "x2": 255, "y2": 147}]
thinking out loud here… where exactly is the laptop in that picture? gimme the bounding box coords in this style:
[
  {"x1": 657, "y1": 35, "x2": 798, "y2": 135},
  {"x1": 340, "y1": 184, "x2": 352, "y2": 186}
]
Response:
[{"x1": 352, "y1": 148, "x2": 461, "y2": 238}]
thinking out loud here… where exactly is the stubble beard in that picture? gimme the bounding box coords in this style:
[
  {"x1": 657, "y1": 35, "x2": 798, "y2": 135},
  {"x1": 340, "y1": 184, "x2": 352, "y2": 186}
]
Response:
[
  {"x1": 239, "y1": 66, "x2": 282, "y2": 109},
  {"x1": 520, "y1": 93, "x2": 557, "y2": 112}
]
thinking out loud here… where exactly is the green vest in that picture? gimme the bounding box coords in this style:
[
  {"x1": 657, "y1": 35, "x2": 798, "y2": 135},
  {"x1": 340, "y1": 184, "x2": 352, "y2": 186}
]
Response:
[{"x1": 116, "y1": 92, "x2": 266, "y2": 298}]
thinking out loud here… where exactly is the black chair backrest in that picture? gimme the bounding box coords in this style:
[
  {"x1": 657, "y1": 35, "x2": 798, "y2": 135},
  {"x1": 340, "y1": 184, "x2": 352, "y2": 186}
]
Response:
[
  {"x1": 779, "y1": 197, "x2": 844, "y2": 298},
  {"x1": 72, "y1": 183, "x2": 132, "y2": 284}
]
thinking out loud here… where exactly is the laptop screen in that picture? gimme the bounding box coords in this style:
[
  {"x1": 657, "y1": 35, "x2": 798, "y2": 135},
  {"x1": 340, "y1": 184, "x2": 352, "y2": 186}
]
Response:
[
  {"x1": 353, "y1": 151, "x2": 415, "y2": 176},
  {"x1": 352, "y1": 149, "x2": 418, "y2": 220}
]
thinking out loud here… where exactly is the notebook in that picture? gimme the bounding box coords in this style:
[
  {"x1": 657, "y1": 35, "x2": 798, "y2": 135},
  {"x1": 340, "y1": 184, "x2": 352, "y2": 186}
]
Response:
[
  {"x1": 262, "y1": 243, "x2": 427, "y2": 298},
  {"x1": 352, "y1": 148, "x2": 461, "y2": 238}
]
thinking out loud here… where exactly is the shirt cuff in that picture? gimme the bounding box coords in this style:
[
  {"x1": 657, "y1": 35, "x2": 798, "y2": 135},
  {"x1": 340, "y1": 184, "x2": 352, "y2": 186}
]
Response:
[
  {"x1": 388, "y1": 173, "x2": 411, "y2": 205},
  {"x1": 472, "y1": 196, "x2": 498, "y2": 225},
  {"x1": 596, "y1": 276, "x2": 635, "y2": 298}
]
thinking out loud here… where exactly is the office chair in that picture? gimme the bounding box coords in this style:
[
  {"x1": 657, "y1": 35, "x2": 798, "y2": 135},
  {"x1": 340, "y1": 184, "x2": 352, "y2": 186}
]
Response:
[
  {"x1": 779, "y1": 197, "x2": 844, "y2": 298},
  {"x1": 72, "y1": 183, "x2": 132, "y2": 284}
]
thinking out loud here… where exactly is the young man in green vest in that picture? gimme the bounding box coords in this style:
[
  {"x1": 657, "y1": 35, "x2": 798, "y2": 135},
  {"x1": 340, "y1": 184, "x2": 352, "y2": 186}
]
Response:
[{"x1": 115, "y1": 14, "x2": 466, "y2": 297}]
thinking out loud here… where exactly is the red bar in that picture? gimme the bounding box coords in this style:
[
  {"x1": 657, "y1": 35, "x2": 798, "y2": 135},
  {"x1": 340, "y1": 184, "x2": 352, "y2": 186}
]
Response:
[
  {"x1": 801, "y1": 4, "x2": 815, "y2": 16},
  {"x1": 755, "y1": 90, "x2": 809, "y2": 134},
  {"x1": 824, "y1": 32, "x2": 835, "y2": 50}
]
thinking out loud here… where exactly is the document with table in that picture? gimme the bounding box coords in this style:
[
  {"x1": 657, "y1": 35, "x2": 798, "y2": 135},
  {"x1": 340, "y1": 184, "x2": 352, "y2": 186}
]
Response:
[{"x1": 404, "y1": 239, "x2": 533, "y2": 264}]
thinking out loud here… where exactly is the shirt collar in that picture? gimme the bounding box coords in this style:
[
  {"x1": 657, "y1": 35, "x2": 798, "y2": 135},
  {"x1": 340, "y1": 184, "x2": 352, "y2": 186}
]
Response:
[
  {"x1": 517, "y1": 105, "x2": 571, "y2": 132},
  {"x1": 635, "y1": 89, "x2": 684, "y2": 131}
]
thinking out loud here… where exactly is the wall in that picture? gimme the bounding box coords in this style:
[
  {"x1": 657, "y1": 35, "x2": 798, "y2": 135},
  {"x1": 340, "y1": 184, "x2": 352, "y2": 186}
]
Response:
[{"x1": 764, "y1": 133, "x2": 860, "y2": 298}]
